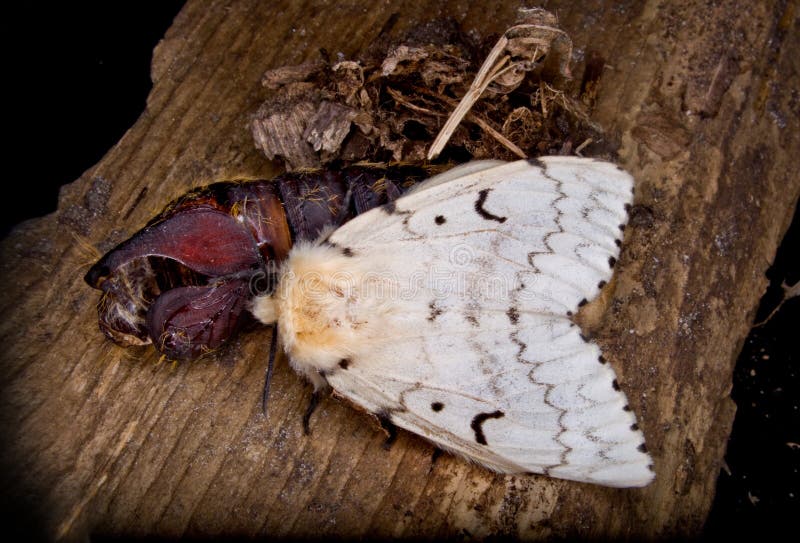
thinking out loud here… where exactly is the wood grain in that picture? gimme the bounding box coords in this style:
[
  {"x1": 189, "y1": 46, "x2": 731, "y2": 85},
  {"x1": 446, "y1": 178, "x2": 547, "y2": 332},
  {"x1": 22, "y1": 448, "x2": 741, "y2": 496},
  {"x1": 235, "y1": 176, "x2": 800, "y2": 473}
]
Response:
[{"x1": 1, "y1": 0, "x2": 798, "y2": 539}]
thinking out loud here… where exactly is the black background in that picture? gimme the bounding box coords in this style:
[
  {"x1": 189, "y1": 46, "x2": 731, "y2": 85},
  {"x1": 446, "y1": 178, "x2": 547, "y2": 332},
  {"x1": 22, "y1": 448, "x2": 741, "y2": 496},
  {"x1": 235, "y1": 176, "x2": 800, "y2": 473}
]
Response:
[
  {"x1": 3, "y1": 2, "x2": 797, "y2": 537},
  {"x1": 3, "y1": 3, "x2": 184, "y2": 235}
]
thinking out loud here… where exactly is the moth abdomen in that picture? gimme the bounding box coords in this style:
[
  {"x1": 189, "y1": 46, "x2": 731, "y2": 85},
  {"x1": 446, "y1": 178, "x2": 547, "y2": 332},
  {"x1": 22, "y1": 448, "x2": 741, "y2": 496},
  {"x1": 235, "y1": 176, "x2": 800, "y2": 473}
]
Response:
[{"x1": 85, "y1": 164, "x2": 430, "y2": 359}]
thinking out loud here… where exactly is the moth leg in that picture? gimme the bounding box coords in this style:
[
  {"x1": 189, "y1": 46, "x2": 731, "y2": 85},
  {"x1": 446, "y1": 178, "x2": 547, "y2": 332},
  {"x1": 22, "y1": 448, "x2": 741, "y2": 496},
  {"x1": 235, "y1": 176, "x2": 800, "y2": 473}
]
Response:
[
  {"x1": 302, "y1": 388, "x2": 326, "y2": 435},
  {"x1": 377, "y1": 412, "x2": 398, "y2": 450},
  {"x1": 261, "y1": 324, "x2": 279, "y2": 416}
]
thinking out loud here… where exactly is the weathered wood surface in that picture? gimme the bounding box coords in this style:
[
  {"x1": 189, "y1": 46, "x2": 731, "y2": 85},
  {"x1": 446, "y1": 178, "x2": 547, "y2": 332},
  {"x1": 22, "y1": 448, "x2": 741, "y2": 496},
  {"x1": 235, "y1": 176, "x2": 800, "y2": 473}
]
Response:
[{"x1": 1, "y1": 0, "x2": 798, "y2": 539}]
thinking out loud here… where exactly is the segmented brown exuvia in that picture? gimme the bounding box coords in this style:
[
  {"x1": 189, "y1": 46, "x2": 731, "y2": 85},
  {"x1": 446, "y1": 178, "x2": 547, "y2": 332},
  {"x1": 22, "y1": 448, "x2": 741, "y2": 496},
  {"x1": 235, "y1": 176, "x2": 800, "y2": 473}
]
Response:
[{"x1": 85, "y1": 164, "x2": 431, "y2": 360}]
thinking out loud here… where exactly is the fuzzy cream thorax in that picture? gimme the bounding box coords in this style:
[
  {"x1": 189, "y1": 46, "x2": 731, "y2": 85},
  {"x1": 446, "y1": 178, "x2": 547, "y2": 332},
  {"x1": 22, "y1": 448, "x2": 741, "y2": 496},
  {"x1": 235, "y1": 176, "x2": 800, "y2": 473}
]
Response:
[{"x1": 251, "y1": 242, "x2": 396, "y2": 381}]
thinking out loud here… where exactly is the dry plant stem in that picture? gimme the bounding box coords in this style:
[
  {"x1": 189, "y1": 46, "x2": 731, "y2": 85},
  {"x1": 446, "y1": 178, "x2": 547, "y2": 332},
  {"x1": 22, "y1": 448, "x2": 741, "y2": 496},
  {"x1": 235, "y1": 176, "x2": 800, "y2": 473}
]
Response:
[
  {"x1": 465, "y1": 113, "x2": 527, "y2": 158},
  {"x1": 408, "y1": 85, "x2": 528, "y2": 159},
  {"x1": 435, "y1": 92, "x2": 528, "y2": 159},
  {"x1": 428, "y1": 18, "x2": 571, "y2": 160},
  {"x1": 427, "y1": 35, "x2": 510, "y2": 159},
  {"x1": 390, "y1": 83, "x2": 526, "y2": 158},
  {"x1": 386, "y1": 88, "x2": 443, "y2": 117},
  {"x1": 575, "y1": 138, "x2": 593, "y2": 156}
]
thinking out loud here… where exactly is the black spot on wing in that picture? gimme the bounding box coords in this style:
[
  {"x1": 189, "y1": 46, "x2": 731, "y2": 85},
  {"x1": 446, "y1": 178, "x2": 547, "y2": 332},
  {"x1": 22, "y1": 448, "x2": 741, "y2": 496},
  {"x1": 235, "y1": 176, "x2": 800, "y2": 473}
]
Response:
[
  {"x1": 324, "y1": 240, "x2": 354, "y2": 257},
  {"x1": 434, "y1": 215, "x2": 446, "y2": 225},
  {"x1": 428, "y1": 301, "x2": 443, "y2": 322},
  {"x1": 506, "y1": 306, "x2": 519, "y2": 325},
  {"x1": 463, "y1": 304, "x2": 480, "y2": 327},
  {"x1": 612, "y1": 379, "x2": 621, "y2": 391},
  {"x1": 338, "y1": 359, "x2": 350, "y2": 369},
  {"x1": 638, "y1": 442, "x2": 648, "y2": 453},
  {"x1": 431, "y1": 402, "x2": 444, "y2": 412},
  {"x1": 597, "y1": 280, "x2": 607, "y2": 289},
  {"x1": 471, "y1": 410, "x2": 505, "y2": 445},
  {"x1": 474, "y1": 189, "x2": 507, "y2": 223},
  {"x1": 578, "y1": 298, "x2": 588, "y2": 307},
  {"x1": 608, "y1": 256, "x2": 617, "y2": 268}
]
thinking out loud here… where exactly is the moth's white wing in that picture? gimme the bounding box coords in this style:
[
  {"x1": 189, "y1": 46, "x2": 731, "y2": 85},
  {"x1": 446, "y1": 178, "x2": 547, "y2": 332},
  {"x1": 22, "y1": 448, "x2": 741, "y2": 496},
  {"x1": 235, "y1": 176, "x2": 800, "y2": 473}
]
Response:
[
  {"x1": 332, "y1": 158, "x2": 631, "y2": 316},
  {"x1": 326, "y1": 315, "x2": 650, "y2": 487},
  {"x1": 266, "y1": 157, "x2": 653, "y2": 487}
]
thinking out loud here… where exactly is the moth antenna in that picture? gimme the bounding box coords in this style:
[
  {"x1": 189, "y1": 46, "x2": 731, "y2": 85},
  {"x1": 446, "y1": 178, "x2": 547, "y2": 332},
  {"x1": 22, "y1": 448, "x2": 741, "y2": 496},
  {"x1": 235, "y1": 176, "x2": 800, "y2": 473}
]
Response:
[{"x1": 261, "y1": 324, "x2": 279, "y2": 416}]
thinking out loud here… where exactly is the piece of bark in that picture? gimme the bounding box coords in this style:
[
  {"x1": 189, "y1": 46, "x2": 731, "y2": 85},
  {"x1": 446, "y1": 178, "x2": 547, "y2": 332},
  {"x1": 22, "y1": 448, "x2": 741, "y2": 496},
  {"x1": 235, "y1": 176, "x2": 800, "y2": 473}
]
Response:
[
  {"x1": 1, "y1": 0, "x2": 798, "y2": 540},
  {"x1": 252, "y1": 83, "x2": 323, "y2": 170}
]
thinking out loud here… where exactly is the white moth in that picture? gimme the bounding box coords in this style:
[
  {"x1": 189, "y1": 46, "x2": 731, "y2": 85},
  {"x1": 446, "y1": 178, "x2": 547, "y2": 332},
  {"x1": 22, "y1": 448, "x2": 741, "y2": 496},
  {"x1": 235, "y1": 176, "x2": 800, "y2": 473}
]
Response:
[{"x1": 252, "y1": 157, "x2": 654, "y2": 488}]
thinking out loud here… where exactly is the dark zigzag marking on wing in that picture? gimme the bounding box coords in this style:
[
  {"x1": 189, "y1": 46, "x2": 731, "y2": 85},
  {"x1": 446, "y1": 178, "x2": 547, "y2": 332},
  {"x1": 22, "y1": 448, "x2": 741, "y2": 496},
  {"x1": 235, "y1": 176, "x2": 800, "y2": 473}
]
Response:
[
  {"x1": 521, "y1": 358, "x2": 570, "y2": 477},
  {"x1": 496, "y1": 186, "x2": 628, "y2": 217},
  {"x1": 524, "y1": 164, "x2": 567, "y2": 275},
  {"x1": 526, "y1": 243, "x2": 612, "y2": 297},
  {"x1": 510, "y1": 237, "x2": 572, "y2": 475},
  {"x1": 524, "y1": 164, "x2": 623, "y2": 307},
  {"x1": 535, "y1": 369, "x2": 630, "y2": 477},
  {"x1": 510, "y1": 331, "x2": 527, "y2": 363},
  {"x1": 557, "y1": 162, "x2": 633, "y2": 199},
  {"x1": 334, "y1": 354, "x2": 530, "y2": 471},
  {"x1": 347, "y1": 360, "x2": 599, "y2": 472},
  {"x1": 448, "y1": 232, "x2": 614, "y2": 293},
  {"x1": 543, "y1": 373, "x2": 635, "y2": 478},
  {"x1": 348, "y1": 223, "x2": 618, "y2": 260},
  {"x1": 355, "y1": 164, "x2": 628, "y2": 248}
]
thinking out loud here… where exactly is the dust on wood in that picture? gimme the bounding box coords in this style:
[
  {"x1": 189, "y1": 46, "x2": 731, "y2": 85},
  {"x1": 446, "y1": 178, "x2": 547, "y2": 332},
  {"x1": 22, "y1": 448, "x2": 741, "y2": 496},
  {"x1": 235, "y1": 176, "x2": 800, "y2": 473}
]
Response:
[{"x1": 1, "y1": 0, "x2": 799, "y2": 540}]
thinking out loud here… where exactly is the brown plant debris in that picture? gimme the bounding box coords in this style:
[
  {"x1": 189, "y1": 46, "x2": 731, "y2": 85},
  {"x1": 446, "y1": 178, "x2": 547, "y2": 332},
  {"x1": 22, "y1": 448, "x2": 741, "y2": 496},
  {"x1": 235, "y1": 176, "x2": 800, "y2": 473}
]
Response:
[{"x1": 251, "y1": 8, "x2": 607, "y2": 170}]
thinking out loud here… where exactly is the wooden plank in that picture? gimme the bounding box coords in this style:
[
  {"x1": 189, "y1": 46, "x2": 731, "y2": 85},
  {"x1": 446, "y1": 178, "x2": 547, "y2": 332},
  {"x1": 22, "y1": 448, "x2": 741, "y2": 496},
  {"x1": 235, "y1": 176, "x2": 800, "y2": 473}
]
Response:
[{"x1": 1, "y1": 0, "x2": 798, "y2": 539}]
